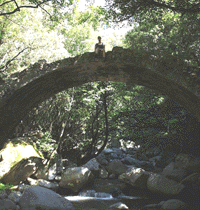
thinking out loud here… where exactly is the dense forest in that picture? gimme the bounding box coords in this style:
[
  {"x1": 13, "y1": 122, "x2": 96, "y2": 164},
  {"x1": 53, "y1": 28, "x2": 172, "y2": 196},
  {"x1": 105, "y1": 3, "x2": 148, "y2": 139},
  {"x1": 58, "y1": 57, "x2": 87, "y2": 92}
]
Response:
[{"x1": 0, "y1": 0, "x2": 200, "y2": 163}]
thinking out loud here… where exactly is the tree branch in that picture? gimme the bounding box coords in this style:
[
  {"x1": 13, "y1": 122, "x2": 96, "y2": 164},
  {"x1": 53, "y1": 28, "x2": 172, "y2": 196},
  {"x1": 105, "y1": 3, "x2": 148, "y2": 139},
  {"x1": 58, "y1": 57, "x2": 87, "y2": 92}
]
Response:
[
  {"x1": 39, "y1": 4, "x2": 51, "y2": 17},
  {"x1": 148, "y1": 0, "x2": 200, "y2": 14},
  {"x1": 0, "y1": 47, "x2": 29, "y2": 72},
  {"x1": 0, "y1": 0, "x2": 14, "y2": 7},
  {"x1": 108, "y1": 0, "x2": 200, "y2": 22},
  {"x1": 0, "y1": 0, "x2": 51, "y2": 16},
  {"x1": 13, "y1": 0, "x2": 20, "y2": 10}
]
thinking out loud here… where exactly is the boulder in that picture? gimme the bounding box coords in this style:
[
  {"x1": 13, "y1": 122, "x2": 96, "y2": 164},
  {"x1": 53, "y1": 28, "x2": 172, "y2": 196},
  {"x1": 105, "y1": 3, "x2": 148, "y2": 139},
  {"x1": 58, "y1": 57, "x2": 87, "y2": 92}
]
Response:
[
  {"x1": 110, "y1": 152, "x2": 119, "y2": 159},
  {"x1": 34, "y1": 164, "x2": 48, "y2": 180},
  {"x1": 8, "y1": 191, "x2": 22, "y2": 203},
  {"x1": 121, "y1": 156, "x2": 140, "y2": 166},
  {"x1": 0, "y1": 161, "x2": 11, "y2": 180},
  {"x1": 0, "y1": 198, "x2": 16, "y2": 210},
  {"x1": 106, "y1": 160, "x2": 128, "y2": 177},
  {"x1": 180, "y1": 173, "x2": 200, "y2": 191},
  {"x1": 160, "y1": 199, "x2": 187, "y2": 210},
  {"x1": 175, "y1": 153, "x2": 200, "y2": 172},
  {"x1": 0, "y1": 140, "x2": 42, "y2": 179},
  {"x1": 27, "y1": 178, "x2": 59, "y2": 190},
  {"x1": 103, "y1": 148, "x2": 114, "y2": 154},
  {"x1": 147, "y1": 173, "x2": 185, "y2": 195},
  {"x1": 109, "y1": 202, "x2": 129, "y2": 209},
  {"x1": 19, "y1": 185, "x2": 75, "y2": 210},
  {"x1": 1, "y1": 158, "x2": 36, "y2": 185},
  {"x1": 93, "y1": 179, "x2": 126, "y2": 194},
  {"x1": 161, "y1": 162, "x2": 188, "y2": 182},
  {"x1": 83, "y1": 158, "x2": 100, "y2": 175},
  {"x1": 0, "y1": 190, "x2": 8, "y2": 199},
  {"x1": 119, "y1": 167, "x2": 150, "y2": 189},
  {"x1": 96, "y1": 154, "x2": 109, "y2": 166},
  {"x1": 180, "y1": 173, "x2": 199, "y2": 185},
  {"x1": 18, "y1": 184, "x2": 31, "y2": 193},
  {"x1": 59, "y1": 167, "x2": 93, "y2": 193}
]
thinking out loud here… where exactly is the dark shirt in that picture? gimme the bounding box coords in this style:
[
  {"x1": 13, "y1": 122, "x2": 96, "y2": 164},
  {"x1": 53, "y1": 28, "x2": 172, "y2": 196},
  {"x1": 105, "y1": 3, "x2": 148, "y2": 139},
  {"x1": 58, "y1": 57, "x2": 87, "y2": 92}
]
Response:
[{"x1": 96, "y1": 43, "x2": 104, "y2": 49}]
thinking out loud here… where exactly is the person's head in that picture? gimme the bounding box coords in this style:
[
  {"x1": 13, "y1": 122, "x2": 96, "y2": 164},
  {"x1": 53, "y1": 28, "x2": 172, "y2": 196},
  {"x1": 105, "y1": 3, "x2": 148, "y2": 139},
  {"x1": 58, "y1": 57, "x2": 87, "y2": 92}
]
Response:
[{"x1": 98, "y1": 36, "x2": 101, "y2": 42}]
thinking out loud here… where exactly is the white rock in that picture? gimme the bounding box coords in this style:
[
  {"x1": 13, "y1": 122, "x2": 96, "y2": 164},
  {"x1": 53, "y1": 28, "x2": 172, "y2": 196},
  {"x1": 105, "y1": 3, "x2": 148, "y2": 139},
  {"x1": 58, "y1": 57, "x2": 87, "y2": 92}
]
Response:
[
  {"x1": 109, "y1": 202, "x2": 129, "y2": 209},
  {"x1": 59, "y1": 167, "x2": 92, "y2": 193}
]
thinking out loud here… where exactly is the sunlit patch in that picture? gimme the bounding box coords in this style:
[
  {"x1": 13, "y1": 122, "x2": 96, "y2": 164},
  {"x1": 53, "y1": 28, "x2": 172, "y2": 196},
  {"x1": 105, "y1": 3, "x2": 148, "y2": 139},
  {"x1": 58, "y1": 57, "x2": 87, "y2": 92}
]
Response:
[
  {"x1": 156, "y1": 96, "x2": 165, "y2": 104},
  {"x1": 119, "y1": 139, "x2": 140, "y2": 149},
  {"x1": 0, "y1": 142, "x2": 40, "y2": 167}
]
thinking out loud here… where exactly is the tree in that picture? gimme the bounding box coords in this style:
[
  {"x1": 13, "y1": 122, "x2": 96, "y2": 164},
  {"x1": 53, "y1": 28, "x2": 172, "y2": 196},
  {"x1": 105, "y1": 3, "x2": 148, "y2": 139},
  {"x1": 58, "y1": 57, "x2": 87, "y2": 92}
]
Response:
[
  {"x1": 104, "y1": 0, "x2": 200, "y2": 154},
  {"x1": 0, "y1": 0, "x2": 75, "y2": 17},
  {"x1": 0, "y1": 1, "x2": 71, "y2": 76},
  {"x1": 0, "y1": 0, "x2": 107, "y2": 76},
  {"x1": 61, "y1": 5, "x2": 107, "y2": 56},
  {"x1": 124, "y1": 12, "x2": 199, "y2": 89},
  {"x1": 109, "y1": 0, "x2": 200, "y2": 94},
  {"x1": 14, "y1": 81, "x2": 178, "y2": 163},
  {"x1": 105, "y1": 0, "x2": 200, "y2": 22}
]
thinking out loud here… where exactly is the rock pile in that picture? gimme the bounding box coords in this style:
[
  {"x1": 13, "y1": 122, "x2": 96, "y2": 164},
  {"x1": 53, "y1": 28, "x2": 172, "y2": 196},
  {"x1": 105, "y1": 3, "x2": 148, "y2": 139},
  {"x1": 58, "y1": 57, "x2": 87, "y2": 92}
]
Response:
[{"x1": 1, "y1": 142, "x2": 200, "y2": 209}]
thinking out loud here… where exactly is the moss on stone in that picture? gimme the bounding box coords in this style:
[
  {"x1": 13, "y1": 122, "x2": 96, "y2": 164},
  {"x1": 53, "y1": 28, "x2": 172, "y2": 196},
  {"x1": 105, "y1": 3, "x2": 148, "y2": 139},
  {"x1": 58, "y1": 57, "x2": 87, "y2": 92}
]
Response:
[{"x1": 0, "y1": 138, "x2": 43, "y2": 168}]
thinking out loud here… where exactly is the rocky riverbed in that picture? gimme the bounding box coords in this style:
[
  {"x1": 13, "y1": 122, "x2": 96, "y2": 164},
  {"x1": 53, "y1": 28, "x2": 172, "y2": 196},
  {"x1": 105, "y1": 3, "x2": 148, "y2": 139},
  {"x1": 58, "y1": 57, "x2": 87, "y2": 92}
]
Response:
[{"x1": 0, "y1": 138, "x2": 200, "y2": 210}]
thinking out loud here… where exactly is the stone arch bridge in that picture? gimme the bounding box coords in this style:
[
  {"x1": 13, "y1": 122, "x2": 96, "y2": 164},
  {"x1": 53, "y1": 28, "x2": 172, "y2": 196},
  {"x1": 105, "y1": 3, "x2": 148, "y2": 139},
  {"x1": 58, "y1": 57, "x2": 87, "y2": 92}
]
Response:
[{"x1": 0, "y1": 47, "x2": 199, "y2": 148}]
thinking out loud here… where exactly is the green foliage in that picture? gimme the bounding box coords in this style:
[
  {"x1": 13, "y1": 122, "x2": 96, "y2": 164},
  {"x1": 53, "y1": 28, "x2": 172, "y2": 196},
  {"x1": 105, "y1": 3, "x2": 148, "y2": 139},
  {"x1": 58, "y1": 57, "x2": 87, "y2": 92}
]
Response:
[
  {"x1": 15, "y1": 81, "x2": 184, "y2": 161},
  {"x1": 61, "y1": 24, "x2": 92, "y2": 56},
  {"x1": 61, "y1": 6, "x2": 107, "y2": 56},
  {"x1": 0, "y1": 0, "x2": 107, "y2": 76},
  {"x1": 0, "y1": 182, "x2": 13, "y2": 191},
  {"x1": 0, "y1": 6, "x2": 69, "y2": 75},
  {"x1": 105, "y1": 0, "x2": 200, "y2": 23},
  {"x1": 110, "y1": 0, "x2": 200, "y2": 91},
  {"x1": 142, "y1": 131, "x2": 168, "y2": 149},
  {"x1": 36, "y1": 131, "x2": 57, "y2": 157},
  {"x1": 1, "y1": 0, "x2": 196, "y2": 158}
]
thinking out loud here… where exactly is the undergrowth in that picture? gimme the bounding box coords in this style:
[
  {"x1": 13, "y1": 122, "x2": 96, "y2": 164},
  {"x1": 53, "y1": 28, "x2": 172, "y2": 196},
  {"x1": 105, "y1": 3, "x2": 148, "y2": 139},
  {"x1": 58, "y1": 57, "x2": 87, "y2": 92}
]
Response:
[{"x1": 0, "y1": 182, "x2": 13, "y2": 191}]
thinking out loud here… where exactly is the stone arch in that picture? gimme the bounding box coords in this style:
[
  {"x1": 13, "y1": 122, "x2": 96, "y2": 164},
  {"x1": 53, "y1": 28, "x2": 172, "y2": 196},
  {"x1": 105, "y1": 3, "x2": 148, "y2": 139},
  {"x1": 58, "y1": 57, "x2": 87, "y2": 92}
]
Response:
[{"x1": 0, "y1": 56, "x2": 199, "y2": 149}]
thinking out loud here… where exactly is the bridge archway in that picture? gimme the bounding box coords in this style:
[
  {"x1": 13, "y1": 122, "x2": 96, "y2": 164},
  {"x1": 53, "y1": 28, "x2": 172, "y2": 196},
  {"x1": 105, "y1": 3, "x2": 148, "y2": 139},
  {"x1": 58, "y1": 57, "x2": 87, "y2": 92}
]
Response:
[{"x1": 0, "y1": 59, "x2": 199, "y2": 148}]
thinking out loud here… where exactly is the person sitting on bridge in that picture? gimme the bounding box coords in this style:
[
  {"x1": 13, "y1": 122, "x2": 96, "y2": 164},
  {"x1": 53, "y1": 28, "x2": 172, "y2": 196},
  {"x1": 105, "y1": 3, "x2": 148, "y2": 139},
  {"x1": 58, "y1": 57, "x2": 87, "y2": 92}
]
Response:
[{"x1": 94, "y1": 36, "x2": 105, "y2": 61}]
